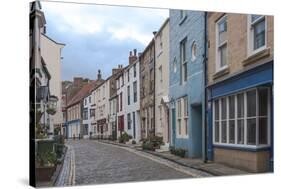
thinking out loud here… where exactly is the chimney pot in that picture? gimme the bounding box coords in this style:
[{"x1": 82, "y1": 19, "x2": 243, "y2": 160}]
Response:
[
  {"x1": 129, "y1": 51, "x2": 132, "y2": 56},
  {"x1": 134, "y1": 49, "x2": 137, "y2": 56},
  {"x1": 153, "y1": 31, "x2": 157, "y2": 35}
]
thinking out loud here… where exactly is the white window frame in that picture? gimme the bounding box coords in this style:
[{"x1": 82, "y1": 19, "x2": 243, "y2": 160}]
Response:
[
  {"x1": 247, "y1": 15, "x2": 267, "y2": 56},
  {"x1": 191, "y1": 41, "x2": 197, "y2": 62},
  {"x1": 215, "y1": 15, "x2": 228, "y2": 72},
  {"x1": 212, "y1": 87, "x2": 271, "y2": 149},
  {"x1": 176, "y1": 98, "x2": 188, "y2": 138},
  {"x1": 183, "y1": 97, "x2": 189, "y2": 137},
  {"x1": 180, "y1": 38, "x2": 188, "y2": 84}
]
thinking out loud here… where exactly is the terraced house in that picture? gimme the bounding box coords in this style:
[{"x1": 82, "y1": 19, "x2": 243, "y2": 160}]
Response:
[
  {"x1": 123, "y1": 50, "x2": 141, "y2": 142},
  {"x1": 206, "y1": 12, "x2": 274, "y2": 172},
  {"x1": 169, "y1": 10, "x2": 206, "y2": 158},
  {"x1": 154, "y1": 18, "x2": 170, "y2": 148},
  {"x1": 140, "y1": 39, "x2": 156, "y2": 139},
  {"x1": 65, "y1": 81, "x2": 97, "y2": 139}
]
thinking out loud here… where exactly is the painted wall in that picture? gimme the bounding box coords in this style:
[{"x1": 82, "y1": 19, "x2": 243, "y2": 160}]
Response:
[
  {"x1": 169, "y1": 10, "x2": 205, "y2": 158},
  {"x1": 82, "y1": 94, "x2": 92, "y2": 138},
  {"x1": 124, "y1": 60, "x2": 141, "y2": 142},
  {"x1": 41, "y1": 34, "x2": 64, "y2": 134},
  {"x1": 155, "y1": 19, "x2": 170, "y2": 144}
]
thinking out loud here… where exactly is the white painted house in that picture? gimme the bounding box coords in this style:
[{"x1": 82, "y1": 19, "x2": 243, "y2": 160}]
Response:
[
  {"x1": 82, "y1": 94, "x2": 92, "y2": 138},
  {"x1": 117, "y1": 49, "x2": 141, "y2": 142}
]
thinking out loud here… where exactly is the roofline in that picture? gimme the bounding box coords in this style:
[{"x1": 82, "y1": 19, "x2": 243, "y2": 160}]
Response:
[
  {"x1": 41, "y1": 33, "x2": 66, "y2": 46},
  {"x1": 155, "y1": 18, "x2": 169, "y2": 37}
]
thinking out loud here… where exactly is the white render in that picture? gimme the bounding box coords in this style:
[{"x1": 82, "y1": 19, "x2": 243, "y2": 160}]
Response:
[
  {"x1": 116, "y1": 72, "x2": 125, "y2": 139},
  {"x1": 41, "y1": 34, "x2": 64, "y2": 136},
  {"x1": 124, "y1": 60, "x2": 141, "y2": 142},
  {"x1": 155, "y1": 19, "x2": 170, "y2": 144},
  {"x1": 116, "y1": 59, "x2": 141, "y2": 142},
  {"x1": 82, "y1": 94, "x2": 92, "y2": 138},
  {"x1": 94, "y1": 80, "x2": 110, "y2": 138}
]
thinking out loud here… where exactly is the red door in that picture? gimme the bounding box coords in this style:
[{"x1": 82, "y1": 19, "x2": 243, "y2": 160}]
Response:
[{"x1": 118, "y1": 115, "x2": 124, "y2": 131}]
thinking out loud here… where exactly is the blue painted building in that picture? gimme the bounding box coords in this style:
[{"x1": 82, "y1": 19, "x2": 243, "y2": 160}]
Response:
[{"x1": 169, "y1": 10, "x2": 205, "y2": 158}]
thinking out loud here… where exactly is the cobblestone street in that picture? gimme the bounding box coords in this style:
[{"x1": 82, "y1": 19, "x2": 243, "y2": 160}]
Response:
[{"x1": 61, "y1": 139, "x2": 192, "y2": 186}]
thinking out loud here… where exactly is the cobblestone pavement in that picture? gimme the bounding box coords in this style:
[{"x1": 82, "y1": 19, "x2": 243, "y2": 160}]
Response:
[{"x1": 66, "y1": 139, "x2": 193, "y2": 186}]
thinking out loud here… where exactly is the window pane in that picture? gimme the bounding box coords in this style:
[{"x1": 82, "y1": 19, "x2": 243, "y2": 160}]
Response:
[
  {"x1": 238, "y1": 119, "x2": 244, "y2": 144},
  {"x1": 215, "y1": 121, "x2": 220, "y2": 143},
  {"x1": 219, "y1": 30, "x2": 227, "y2": 44},
  {"x1": 254, "y1": 19, "x2": 265, "y2": 50},
  {"x1": 178, "y1": 120, "x2": 181, "y2": 135},
  {"x1": 183, "y1": 63, "x2": 187, "y2": 81},
  {"x1": 229, "y1": 120, "x2": 235, "y2": 144},
  {"x1": 247, "y1": 118, "x2": 256, "y2": 145},
  {"x1": 237, "y1": 93, "x2": 244, "y2": 118},
  {"x1": 259, "y1": 88, "x2": 268, "y2": 116},
  {"x1": 221, "y1": 121, "x2": 227, "y2": 143},
  {"x1": 247, "y1": 90, "x2": 256, "y2": 117},
  {"x1": 259, "y1": 117, "x2": 268, "y2": 145},
  {"x1": 251, "y1": 15, "x2": 263, "y2": 23},
  {"x1": 229, "y1": 95, "x2": 235, "y2": 119},
  {"x1": 219, "y1": 44, "x2": 227, "y2": 67},
  {"x1": 185, "y1": 118, "x2": 188, "y2": 135},
  {"x1": 221, "y1": 98, "x2": 227, "y2": 120},
  {"x1": 215, "y1": 100, "x2": 220, "y2": 120}
]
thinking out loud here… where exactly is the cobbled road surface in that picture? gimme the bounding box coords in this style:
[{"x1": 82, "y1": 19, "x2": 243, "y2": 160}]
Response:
[{"x1": 67, "y1": 140, "x2": 191, "y2": 185}]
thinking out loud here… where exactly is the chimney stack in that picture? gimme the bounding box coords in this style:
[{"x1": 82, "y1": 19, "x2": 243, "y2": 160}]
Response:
[
  {"x1": 73, "y1": 77, "x2": 83, "y2": 86},
  {"x1": 129, "y1": 49, "x2": 138, "y2": 65}
]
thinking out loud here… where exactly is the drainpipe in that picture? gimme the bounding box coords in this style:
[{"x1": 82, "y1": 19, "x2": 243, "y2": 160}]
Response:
[{"x1": 203, "y1": 12, "x2": 208, "y2": 163}]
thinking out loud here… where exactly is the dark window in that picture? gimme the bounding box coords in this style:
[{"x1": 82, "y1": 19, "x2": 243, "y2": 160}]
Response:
[{"x1": 133, "y1": 81, "x2": 137, "y2": 103}]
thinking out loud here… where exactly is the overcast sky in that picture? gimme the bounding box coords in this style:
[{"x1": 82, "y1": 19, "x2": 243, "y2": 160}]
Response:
[{"x1": 41, "y1": 1, "x2": 169, "y2": 81}]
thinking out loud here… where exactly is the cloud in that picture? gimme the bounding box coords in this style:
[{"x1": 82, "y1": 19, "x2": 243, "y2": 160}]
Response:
[{"x1": 41, "y1": 1, "x2": 169, "y2": 80}]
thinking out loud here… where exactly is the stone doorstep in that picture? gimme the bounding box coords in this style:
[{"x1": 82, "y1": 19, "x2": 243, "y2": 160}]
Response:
[{"x1": 98, "y1": 140, "x2": 249, "y2": 177}]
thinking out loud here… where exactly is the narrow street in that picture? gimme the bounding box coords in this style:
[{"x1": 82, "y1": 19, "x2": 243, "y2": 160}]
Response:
[{"x1": 59, "y1": 140, "x2": 192, "y2": 185}]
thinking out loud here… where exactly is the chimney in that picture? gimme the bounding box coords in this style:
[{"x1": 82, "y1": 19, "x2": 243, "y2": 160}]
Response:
[
  {"x1": 73, "y1": 77, "x2": 83, "y2": 86},
  {"x1": 97, "y1": 69, "x2": 102, "y2": 80},
  {"x1": 112, "y1": 68, "x2": 122, "y2": 75},
  {"x1": 153, "y1": 31, "x2": 157, "y2": 36},
  {"x1": 129, "y1": 49, "x2": 138, "y2": 65}
]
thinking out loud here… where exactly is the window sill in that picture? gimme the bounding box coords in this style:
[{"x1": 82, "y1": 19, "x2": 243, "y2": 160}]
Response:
[
  {"x1": 213, "y1": 143, "x2": 271, "y2": 151},
  {"x1": 213, "y1": 66, "x2": 230, "y2": 80},
  {"x1": 243, "y1": 47, "x2": 270, "y2": 66}
]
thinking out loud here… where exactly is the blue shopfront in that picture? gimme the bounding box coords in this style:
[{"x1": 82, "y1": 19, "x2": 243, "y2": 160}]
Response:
[{"x1": 207, "y1": 62, "x2": 273, "y2": 172}]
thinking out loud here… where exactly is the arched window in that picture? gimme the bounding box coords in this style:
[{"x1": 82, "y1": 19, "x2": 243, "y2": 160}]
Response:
[
  {"x1": 173, "y1": 57, "x2": 177, "y2": 73},
  {"x1": 191, "y1": 42, "x2": 197, "y2": 61}
]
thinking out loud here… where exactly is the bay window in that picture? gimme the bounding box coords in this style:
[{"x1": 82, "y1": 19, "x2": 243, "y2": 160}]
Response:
[{"x1": 213, "y1": 87, "x2": 270, "y2": 147}]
